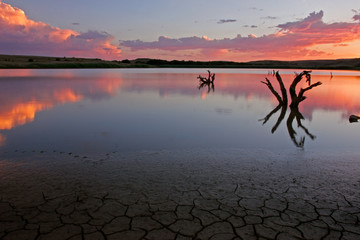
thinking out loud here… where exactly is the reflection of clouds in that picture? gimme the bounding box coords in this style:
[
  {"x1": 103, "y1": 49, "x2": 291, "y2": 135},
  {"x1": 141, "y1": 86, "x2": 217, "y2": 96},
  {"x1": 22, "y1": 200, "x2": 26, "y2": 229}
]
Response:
[
  {"x1": 201, "y1": 91, "x2": 208, "y2": 100},
  {"x1": 120, "y1": 72, "x2": 360, "y2": 120},
  {"x1": 0, "y1": 133, "x2": 6, "y2": 147},
  {"x1": 0, "y1": 101, "x2": 52, "y2": 130},
  {"x1": 1, "y1": 70, "x2": 360, "y2": 132},
  {"x1": 53, "y1": 89, "x2": 83, "y2": 103},
  {"x1": 0, "y1": 71, "x2": 123, "y2": 130},
  {"x1": 298, "y1": 75, "x2": 360, "y2": 118}
]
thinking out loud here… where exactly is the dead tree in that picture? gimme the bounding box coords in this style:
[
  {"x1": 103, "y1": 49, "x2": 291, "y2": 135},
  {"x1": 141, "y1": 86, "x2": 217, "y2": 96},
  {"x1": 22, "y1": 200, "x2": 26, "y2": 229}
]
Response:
[
  {"x1": 260, "y1": 70, "x2": 321, "y2": 148},
  {"x1": 289, "y1": 71, "x2": 322, "y2": 108},
  {"x1": 197, "y1": 70, "x2": 215, "y2": 84},
  {"x1": 197, "y1": 70, "x2": 215, "y2": 93}
]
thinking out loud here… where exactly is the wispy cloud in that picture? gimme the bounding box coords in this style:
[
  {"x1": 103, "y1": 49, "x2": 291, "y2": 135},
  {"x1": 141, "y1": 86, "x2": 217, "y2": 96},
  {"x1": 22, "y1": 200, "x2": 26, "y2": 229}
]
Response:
[
  {"x1": 250, "y1": 7, "x2": 263, "y2": 11},
  {"x1": 120, "y1": 11, "x2": 360, "y2": 60},
  {"x1": 0, "y1": 2, "x2": 121, "y2": 59},
  {"x1": 263, "y1": 16, "x2": 278, "y2": 20},
  {"x1": 243, "y1": 25, "x2": 258, "y2": 28},
  {"x1": 217, "y1": 19, "x2": 237, "y2": 24}
]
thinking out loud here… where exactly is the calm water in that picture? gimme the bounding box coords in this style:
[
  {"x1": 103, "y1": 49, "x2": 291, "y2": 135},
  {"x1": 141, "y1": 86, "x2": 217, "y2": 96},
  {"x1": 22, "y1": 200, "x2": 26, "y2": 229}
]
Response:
[{"x1": 1, "y1": 68, "x2": 360, "y2": 155}]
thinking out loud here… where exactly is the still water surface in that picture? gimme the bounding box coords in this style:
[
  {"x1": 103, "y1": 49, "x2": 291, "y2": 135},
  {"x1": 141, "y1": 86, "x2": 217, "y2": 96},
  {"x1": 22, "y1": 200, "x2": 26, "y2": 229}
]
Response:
[{"x1": 0, "y1": 68, "x2": 360, "y2": 155}]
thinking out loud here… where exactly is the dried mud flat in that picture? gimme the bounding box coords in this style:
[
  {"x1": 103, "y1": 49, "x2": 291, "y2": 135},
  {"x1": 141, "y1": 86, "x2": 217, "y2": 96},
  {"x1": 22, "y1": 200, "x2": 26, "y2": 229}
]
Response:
[{"x1": 1, "y1": 149, "x2": 360, "y2": 240}]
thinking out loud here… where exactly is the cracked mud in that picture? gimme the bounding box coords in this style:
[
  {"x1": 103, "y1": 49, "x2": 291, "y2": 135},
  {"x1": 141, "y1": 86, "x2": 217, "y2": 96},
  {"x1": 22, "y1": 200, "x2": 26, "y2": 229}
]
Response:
[{"x1": 1, "y1": 149, "x2": 360, "y2": 239}]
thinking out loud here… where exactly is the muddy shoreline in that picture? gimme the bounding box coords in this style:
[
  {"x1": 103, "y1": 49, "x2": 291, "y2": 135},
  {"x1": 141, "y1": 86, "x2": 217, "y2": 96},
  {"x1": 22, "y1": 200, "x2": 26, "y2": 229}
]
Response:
[{"x1": 1, "y1": 149, "x2": 360, "y2": 239}]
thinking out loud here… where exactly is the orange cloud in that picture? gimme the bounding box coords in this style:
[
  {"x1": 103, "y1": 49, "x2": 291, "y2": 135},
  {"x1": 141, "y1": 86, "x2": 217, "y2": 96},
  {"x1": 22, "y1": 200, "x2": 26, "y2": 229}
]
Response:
[
  {"x1": 120, "y1": 11, "x2": 360, "y2": 61},
  {"x1": 0, "y1": 2, "x2": 121, "y2": 59}
]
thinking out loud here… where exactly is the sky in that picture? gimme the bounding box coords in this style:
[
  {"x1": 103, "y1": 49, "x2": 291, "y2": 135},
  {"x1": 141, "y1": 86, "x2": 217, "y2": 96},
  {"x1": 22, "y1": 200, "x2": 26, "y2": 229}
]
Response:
[{"x1": 1, "y1": 0, "x2": 360, "y2": 61}]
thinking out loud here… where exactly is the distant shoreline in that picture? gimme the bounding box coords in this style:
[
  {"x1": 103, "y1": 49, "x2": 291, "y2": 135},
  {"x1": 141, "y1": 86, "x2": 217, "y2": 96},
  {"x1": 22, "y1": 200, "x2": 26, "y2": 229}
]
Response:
[{"x1": 1, "y1": 54, "x2": 360, "y2": 70}]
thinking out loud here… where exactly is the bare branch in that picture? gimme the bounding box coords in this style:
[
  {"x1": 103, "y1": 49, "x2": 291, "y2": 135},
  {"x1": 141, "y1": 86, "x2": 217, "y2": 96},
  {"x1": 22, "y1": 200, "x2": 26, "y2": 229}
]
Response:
[
  {"x1": 275, "y1": 71, "x2": 288, "y2": 105},
  {"x1": 289, "y1": 71, "x2": 321, "y2": 108},
  {"x1": 261, "y1": 78, "x2": 283, "y2": 104},
  {"x1": 297, "y1": 81, "x2": 322, "y2": 104}
]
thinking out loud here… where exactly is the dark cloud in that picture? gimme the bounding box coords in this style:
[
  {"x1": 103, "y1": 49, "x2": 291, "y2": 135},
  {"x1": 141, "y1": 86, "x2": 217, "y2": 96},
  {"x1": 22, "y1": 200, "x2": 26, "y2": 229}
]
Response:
[
  {"x1": 353, "y1": 14, "x2": 360, "y2": 21},
  {"x1": 243, "y1": 25, "x2": 258, "y2": 28},
  {"x1": 217, "y1": 19, "x2": 237, "y2": 24}
]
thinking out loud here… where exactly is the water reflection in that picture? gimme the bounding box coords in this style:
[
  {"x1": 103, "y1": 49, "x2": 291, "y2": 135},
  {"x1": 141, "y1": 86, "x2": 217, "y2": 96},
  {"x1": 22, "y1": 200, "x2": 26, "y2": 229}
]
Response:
[
  {"x1": 0, "y1": 133, "x2": 5, "y2": 147},
  {"x1": 0, "y1": 71, "x2": 122, "y2": 132},
  {"x1": 287, "y1": 107, "x2": 316, "y2": 148},
  {"x1": 0, "y1": 69, "x2": 360, "y2": 152}
]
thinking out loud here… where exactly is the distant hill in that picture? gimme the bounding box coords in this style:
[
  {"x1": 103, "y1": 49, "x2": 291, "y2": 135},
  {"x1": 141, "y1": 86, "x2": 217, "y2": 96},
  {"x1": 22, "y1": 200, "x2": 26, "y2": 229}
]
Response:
[{"x1": 1, "y1": 54, "x2": 360, "y2": 70}]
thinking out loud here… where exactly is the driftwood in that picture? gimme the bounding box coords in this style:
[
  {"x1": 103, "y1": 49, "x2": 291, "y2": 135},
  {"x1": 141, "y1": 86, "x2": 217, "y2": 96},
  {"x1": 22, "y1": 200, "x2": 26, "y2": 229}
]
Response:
[
  {"x1": 198, "y1": 70, "x2": 215, "y2": 93},
  {"x1": 260, "y1": 70, "x2": 321, "y2": 148},
  {"x1": 349, "y1": 115, "x2": 360, "y2": 123},
  {"x1": 197, "y1": 70, "x2": 215, "y2": 84}
]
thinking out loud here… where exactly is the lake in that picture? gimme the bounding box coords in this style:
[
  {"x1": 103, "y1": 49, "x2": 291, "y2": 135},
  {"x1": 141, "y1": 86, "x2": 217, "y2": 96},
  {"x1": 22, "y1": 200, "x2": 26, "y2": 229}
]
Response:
[
  {"x1": 2, "y1": 68, "x2": 360, "y2": 240},
  {"x1": 1, "y1": 68, "x2": 360, "y2": 156}
]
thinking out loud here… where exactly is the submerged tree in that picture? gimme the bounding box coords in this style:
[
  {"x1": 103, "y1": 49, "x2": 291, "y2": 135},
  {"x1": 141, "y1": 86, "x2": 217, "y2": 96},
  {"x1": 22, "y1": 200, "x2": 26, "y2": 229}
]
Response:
[
  {"x1": 260, "y1": 71, "x2": 322, "y2": 148},
  {"x1": 288, "y1": 71, "x2": 322, "y2": 108},
  {"x1": 197, "y1": 70, "x2": 215, "y2": 93}
]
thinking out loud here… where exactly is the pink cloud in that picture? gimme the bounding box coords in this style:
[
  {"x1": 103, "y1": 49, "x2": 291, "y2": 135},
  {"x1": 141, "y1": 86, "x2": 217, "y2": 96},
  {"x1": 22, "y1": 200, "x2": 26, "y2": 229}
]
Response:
[
  {"x1": 120, "y1": 11, "x2": 360, "y2": 60},
  {"x1": 0, "y1": 2, "x2": 121, "y2": 59}
]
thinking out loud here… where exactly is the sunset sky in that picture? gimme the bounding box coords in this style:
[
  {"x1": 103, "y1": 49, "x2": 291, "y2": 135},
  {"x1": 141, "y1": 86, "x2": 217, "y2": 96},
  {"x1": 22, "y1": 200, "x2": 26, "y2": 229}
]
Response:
[{"x1": 1, "y1": 0, "x2": 360, "y2": 61}]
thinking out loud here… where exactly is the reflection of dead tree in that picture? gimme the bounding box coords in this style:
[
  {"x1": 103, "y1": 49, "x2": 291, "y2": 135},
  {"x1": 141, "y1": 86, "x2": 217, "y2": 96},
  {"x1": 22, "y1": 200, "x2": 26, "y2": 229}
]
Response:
[
  {"x1": 287, "y1": 106, "x2": 316, "y2": 148},
  {"x1": 260, "y1": 104, "x2": 287, "y2": 134},
  {"x1": 198, "y1": 70, "x2": 215, "y2": 93},
  {"x1": 260, "y1": 72, "x2": 287, "y2": 133},
  {"x1": 260, "y1": 70, "x2": 321, "y2": 148},
  {"x1": 198, "y1": 80, "x2": 215, "y2": 93}
]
